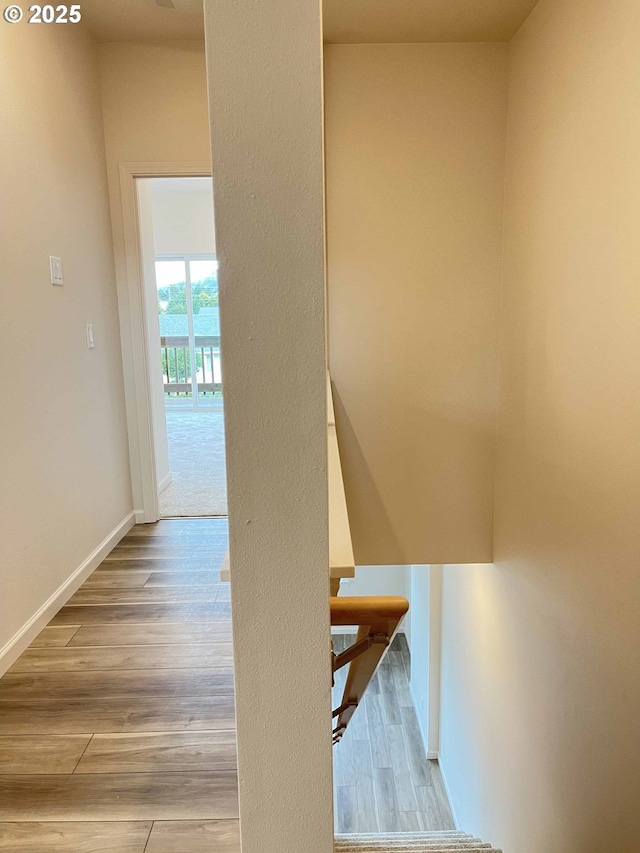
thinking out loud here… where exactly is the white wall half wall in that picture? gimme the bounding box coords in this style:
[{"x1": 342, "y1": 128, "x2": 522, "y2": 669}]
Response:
[{"x1": 0, "y1": 21, "x2": 133, "y2": 670}]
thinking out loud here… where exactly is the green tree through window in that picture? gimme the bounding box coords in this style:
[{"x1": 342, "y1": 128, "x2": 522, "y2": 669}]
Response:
[{"x1": 158, "y1": 276, "x2": 218, "y2": 315}]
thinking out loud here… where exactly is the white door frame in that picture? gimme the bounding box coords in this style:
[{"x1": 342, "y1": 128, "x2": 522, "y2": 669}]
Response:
[{"x1": 117, "y1": 162, "x2": 211, "y2": 523}]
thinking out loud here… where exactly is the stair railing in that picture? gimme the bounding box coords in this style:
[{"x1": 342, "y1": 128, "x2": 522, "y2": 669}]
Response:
[{"x1": 331, "y1": 595, "x2": 408, "y2": 744}]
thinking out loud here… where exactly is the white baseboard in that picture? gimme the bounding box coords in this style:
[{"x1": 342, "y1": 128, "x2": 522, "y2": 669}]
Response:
[
  {"x1": 158, "y1": 472, "x2": 172, "y2": 494},
  {"x1": 410, "y1": 680, "x2": 431, "y2": 754},
  {"x1": 407, "y1": 683, "x2": 458, "y2": 828},
  {"x1": 438, "y1": 756, "x2": 460, "y2": 831},
  {"x1": 0, "y1": 511, "x2": 135, "y2": 675},
  {"x1": 134, "y1": 509, "x2": 146, "y2": 523}
]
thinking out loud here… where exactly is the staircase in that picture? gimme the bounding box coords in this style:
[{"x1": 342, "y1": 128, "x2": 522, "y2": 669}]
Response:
[
  {"x1": 335, "y1": 832, "x2": 502, "y2": 852},
  {"x1": 330, "y1": 367, "x2": 502, "y2": 852}
]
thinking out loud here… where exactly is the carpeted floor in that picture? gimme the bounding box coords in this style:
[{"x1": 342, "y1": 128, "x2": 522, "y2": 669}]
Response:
[{"x1": 159, "y1": 407, "x2": 228, "y2": 517}]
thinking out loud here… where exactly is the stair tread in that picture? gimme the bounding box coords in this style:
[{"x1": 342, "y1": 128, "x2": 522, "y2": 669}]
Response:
[
  {"x1": 335, "y1": 847, "x2": 500, "y2": 852},
  {"x1": 334, "y1": 832, "x2": 502, "y2": 853}
]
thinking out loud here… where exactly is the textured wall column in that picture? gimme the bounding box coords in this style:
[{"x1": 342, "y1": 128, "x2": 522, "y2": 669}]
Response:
[{"x1": 203, "y1": 2, "x2": 333, "y2": 852}]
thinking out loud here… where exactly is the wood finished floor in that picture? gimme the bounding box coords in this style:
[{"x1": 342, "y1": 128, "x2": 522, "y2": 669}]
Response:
[
  {"x1": 0, "y1": 518, "x2": 240, "y2": 853},
  {"x1": 332, "y1": 634, "x2": 454, "y2": 834},
  {"x1": 0, "y1": 518, "x2": 454, "y2": 851}
]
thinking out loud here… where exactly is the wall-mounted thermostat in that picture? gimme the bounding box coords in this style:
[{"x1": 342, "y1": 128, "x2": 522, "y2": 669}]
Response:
[{"x1": 49, "y1": 256, "x2": 63, "y2": 286}]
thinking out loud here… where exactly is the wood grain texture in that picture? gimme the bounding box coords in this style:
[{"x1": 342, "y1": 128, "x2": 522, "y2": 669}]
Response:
[
  {"x1": 0, "y1": 771, "x2": 239, "y2": 820},
  {"x1": 400, "y1": 705, "x2": 433, "y2": 787},
  {"x1": 387, "y1": 724, "x2": 419, "y2": 812},
  {"x1": 0, "y1": 520, "x2": 239, "y2": 849},
  {"x1": 107, "y1": 545, "x2": 201, "y2": 560},
  {"x1": 415, "y1": 785, "x2": 445, "y2": 831},
  {"x1": 0, "y1": 821, "x2": 153, "y2": 853},
  {"x1": 8, "y1": 644, "x2": 234, "y2": 673},
  {"x1": 145, "y1": 819, "x2": 240, "y2": 853},
  {"x1": 66, "y1": 586, "x2": 226, "y2": 606},
  {"x1": 428, "y1": 759, "x2": 456, "y2": 830},
  {"x1": 50, "y1": 602, "x2": 231, "y2": 625},
  {"x1": 95, "y1": 558, "x2": 222, "y2": 572},
  {"x1": 352, "y1": 740, "x2": 378, "y2": 832},
  {"x1": 76, "y1": 731, "x2": 237, "y2": 774},
  {"x1": 0, "y1": 519, "x2": 454, "y2": 844},
  {"x1": 29, "y1": 626, "x2": 81, "y2": 647},
  {"x1": 106, "y1": 543, "x2": 228, "y2": 560},
  {"x1": 0, "y1": 736, "x2": 91, "y2": 774},
  {"x1": 144, "y1": 571, "x2": 221, "y2": 587},
  {"x1": 68, "y1": 622, "x2": 232, "y2": 647},
  {"x1": 332, "y1": 633, "x2": 454, "y2": 833},
  {"x1": 373, "y1": 767, "x2": 401, "y2": 831},
  {"x1": 0, "y1": 668, "x2": 233, "y2": 701},
  {"x1": 0, "y1": 697, "x2": 236, "y2": 735},
  {"x1": 365, "y1": 693, "x2": 391, "y2": 768},
  {"x1": 81, "y1": 570, "x2": 152, "y2": 589}
]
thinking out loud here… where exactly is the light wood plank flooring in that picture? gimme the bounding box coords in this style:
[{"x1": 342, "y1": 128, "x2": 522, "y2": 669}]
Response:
[
  {"x1": 332, "y1": 634, "x2": 455, "y2": 834},
  {"x1": 0, "y1": 518, "x2": 454, "y2": 850},
  {"x1": 0, "y1": 518, "x2": 239, "y2": 853}
]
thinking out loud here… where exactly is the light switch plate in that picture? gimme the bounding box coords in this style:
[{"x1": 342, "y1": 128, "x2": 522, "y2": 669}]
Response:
[
  {"x1": 49, "y1": 256, "x2": 63, "y2": 286},
  {"x1": 86, "y1": 324, "x2": 95, "y2": 349}
]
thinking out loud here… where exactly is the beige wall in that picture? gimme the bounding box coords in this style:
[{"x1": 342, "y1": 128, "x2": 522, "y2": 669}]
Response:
[
  {"x1": 324, "y1": 44, "x2": 508, "y2": 566},
  {"x1": 0, "y1": 24, "x2": 132, "y2": 659},
  {"x1": 439, "y1": 0, "x2": 640, "y2": 849},
  {"x1": 98, "y1": 41, "x2": 210, "y2": 516},
  {"x1": 205, "y1": 0, "x2": 333, "y2": 850},
  {"x1": 98, "y1": 41, "x2": 210, "y2": 170},
  {"x1": 98, "y1": 40, "x2": 210, "y2": 274}
]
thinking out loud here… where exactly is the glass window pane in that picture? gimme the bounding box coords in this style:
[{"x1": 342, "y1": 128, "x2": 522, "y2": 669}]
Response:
[
  {"x1": 156, "y1": 260, "x2": 190, "y2": 393},
  {"x1": 190, "y1": 259, "x2": 219, "y2": 336},
  {"x1": 155, "y1": 260, "x2": 187, "y2": 317}
]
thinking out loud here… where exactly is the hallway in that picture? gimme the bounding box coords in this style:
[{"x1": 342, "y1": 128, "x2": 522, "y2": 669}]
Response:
[
  {"x1": 0, "y1": 519, "x2": 454, "y2": 850},
  {"x1": 0, "y1": 519, "x2": 239, "y2": 853}
]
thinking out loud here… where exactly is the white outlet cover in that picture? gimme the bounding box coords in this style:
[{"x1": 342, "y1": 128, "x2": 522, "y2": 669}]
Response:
[{"x1": 49, "y1": 256, "x2": 63, "y2": 286}]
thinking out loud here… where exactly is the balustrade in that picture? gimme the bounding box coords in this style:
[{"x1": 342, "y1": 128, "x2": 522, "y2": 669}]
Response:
[{"x1": 160, "y1": 335, "x2": 222, "y2": 396}]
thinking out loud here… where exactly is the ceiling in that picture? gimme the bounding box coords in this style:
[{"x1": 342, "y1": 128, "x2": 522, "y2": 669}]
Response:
[
  {"x1": 81, "y1": 0, "x2": 204, "y2": 42},
  {"x1": 81, "y1": 0, "x2": 539, "y2": 44},
  {"x1": 323, "y1": 0, "x2": 539, "y2": 43}
]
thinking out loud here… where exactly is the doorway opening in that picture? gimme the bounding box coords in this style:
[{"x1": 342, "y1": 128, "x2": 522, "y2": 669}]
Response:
[{"x1": 138, "y1": 176, "x2": 227, "y2": 518}]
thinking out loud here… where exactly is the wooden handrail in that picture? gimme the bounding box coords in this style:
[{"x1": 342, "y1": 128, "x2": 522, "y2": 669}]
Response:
[
  {"x1": 330, "y1": 596, "x2": 409, "y2": 625},
  {"x1": 330, "y1": 595, "x2": 408, "y2": 743}
]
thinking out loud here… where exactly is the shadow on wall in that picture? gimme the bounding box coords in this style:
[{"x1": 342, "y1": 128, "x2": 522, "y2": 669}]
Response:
[
  {"x1": 440, "y1": 441, "x2": 640, "y2": 851},
  {"x1": 332, "y1": 385, "x2": 403, "y2": 563},
  {"x1": 332, "y1": 383, "x2": 495, "y2": 566}
]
